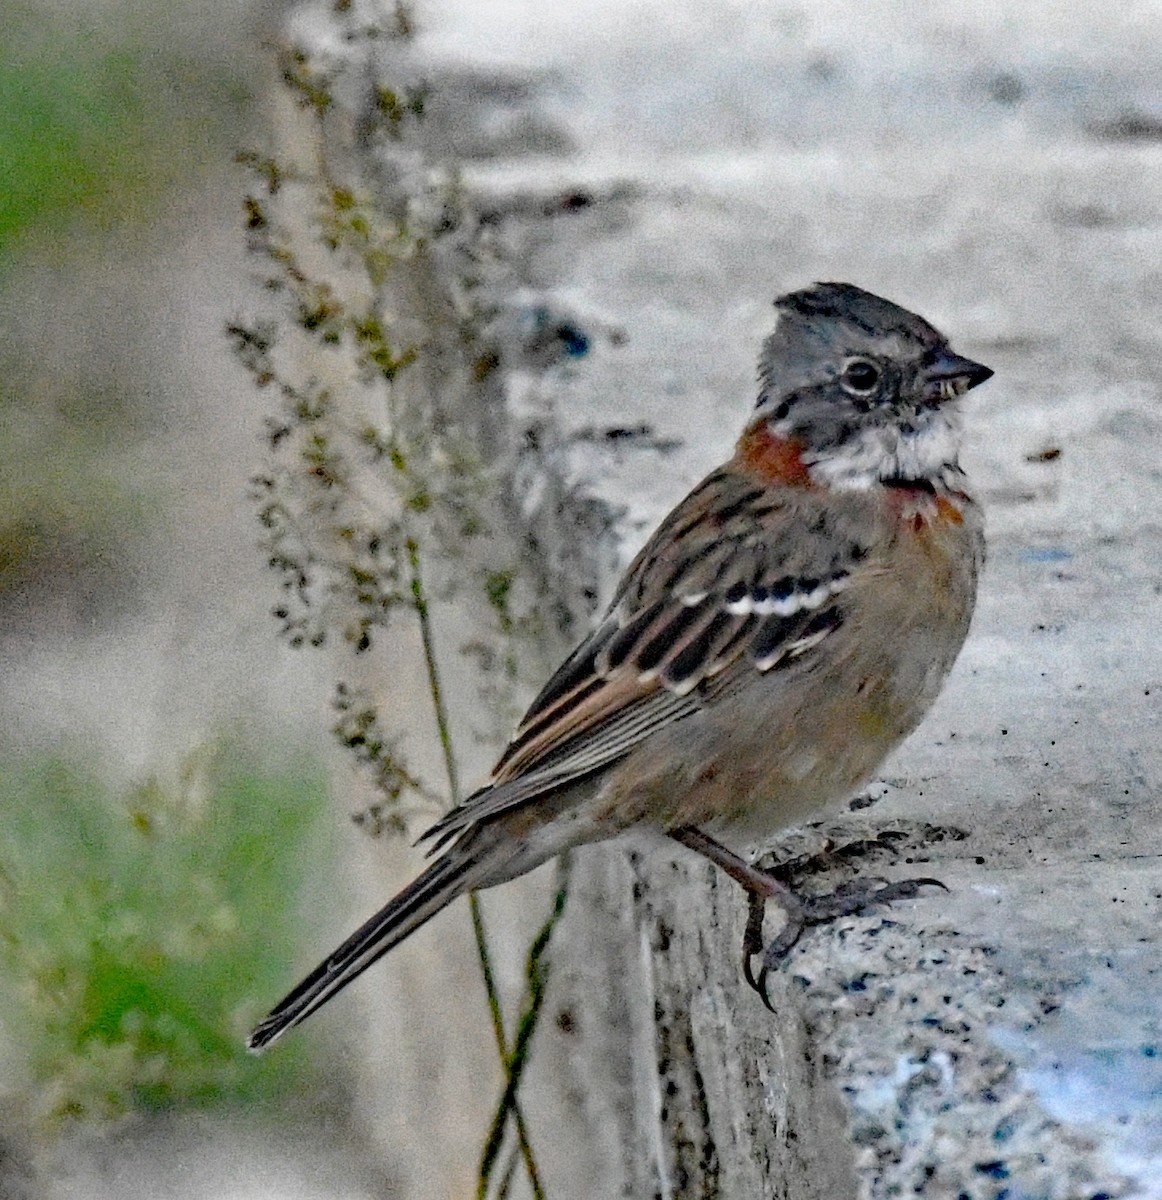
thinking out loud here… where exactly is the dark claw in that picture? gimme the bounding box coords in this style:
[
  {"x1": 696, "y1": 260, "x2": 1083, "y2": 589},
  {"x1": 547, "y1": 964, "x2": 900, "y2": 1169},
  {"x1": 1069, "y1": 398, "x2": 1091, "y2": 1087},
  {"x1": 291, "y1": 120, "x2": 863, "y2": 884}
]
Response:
[
  {"x1": 742, "y1": 892, "x2": 767, "y2": 994},
  {"x1": 759, "y1": 916, "x2": 804, "y2": 965},
  {"x1": 755, "y1": 968, "x2": 775, "y2": 1011},
  {"x1": 743, "y1": 894, "x2": 806, "y2": 1010},
  {"x1": 754, "y1": 919, "x2": 806, "y2": 1007},
  {"x1": 798, "y1": 875, "x2": 947, "y2": 921}
]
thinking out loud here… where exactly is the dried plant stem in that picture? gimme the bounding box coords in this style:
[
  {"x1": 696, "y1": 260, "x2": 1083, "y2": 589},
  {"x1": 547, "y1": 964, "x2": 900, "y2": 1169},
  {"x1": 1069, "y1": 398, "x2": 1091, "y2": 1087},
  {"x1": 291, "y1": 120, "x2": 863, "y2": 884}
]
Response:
[
  {"x1": 405, "y1": 538, "x2": 545, "y2": 1198},
  {"x1": 478, "y1": 860, "x2": 570, "y2": 1195},
  {"x1": 470, "y1": 896, "x2": 546, "y2": 1200},
  {"x1": 406, "y1": 538, "x2": 461, "y2": 801}
]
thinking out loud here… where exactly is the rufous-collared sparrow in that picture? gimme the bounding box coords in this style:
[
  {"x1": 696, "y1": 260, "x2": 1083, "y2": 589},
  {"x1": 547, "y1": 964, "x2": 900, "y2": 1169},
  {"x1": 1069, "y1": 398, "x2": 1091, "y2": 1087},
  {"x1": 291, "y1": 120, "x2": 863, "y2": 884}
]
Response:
[{"x1": 249, "y1": 281, "x2": 992, "y2": 1050}]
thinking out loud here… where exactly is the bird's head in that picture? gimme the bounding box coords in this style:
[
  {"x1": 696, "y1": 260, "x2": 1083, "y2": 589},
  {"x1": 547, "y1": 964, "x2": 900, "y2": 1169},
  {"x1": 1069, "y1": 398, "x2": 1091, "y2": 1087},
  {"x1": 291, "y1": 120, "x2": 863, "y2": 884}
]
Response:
[{"x1": 752, "y1": 282, "x2": 993, "y2": 490}]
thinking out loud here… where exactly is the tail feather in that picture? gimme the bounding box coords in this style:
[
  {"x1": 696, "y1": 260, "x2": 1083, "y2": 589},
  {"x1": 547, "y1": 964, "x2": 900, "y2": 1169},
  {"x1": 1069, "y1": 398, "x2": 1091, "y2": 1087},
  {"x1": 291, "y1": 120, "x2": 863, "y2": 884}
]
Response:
[{"x1": 247, "y1": 850, "x2": 475, "y2": 1052}]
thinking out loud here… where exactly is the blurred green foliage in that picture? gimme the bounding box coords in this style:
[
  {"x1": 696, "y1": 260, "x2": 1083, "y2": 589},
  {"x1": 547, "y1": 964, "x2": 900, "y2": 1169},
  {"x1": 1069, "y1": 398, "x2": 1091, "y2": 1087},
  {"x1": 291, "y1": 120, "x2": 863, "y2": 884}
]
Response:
[
  {"x1": 0, "y1": 376, "x2": 147, "y2": 604},
  {"x1": 0, "y1": 748, "x2": 333, "y2": 1124},
  {"x1": 0, "y1": 3, "x2": 258, "y2": 607},
  {"x1": 0, "y1": 4, "x2": 253, "y2": 257}
]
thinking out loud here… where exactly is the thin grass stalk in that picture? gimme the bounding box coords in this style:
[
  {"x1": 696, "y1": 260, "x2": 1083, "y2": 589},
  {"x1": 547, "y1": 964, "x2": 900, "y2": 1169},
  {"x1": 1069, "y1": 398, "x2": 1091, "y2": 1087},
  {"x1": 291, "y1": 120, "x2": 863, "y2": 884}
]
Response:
[
  {"x1": 477, "y1": 859, "x2": 571, "y2": 1193},
  {"x1": 405, "y1": 538, "x2": 545, "y2": 1198}
]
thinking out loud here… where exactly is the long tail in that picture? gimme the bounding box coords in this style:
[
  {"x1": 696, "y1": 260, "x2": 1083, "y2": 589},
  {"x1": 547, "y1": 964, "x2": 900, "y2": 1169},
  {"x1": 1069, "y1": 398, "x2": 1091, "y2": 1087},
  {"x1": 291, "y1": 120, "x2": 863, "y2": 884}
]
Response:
[{"x1": 247, "y1": 847, "x2": 479, "y2": 1052}]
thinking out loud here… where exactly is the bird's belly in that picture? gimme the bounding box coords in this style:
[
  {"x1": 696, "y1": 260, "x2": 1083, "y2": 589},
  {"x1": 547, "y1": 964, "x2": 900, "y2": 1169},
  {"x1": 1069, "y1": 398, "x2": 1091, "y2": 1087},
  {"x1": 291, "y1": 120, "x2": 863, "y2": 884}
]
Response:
[{"x1": 673, "y1": 667, "x2": 930, "y2": 844}]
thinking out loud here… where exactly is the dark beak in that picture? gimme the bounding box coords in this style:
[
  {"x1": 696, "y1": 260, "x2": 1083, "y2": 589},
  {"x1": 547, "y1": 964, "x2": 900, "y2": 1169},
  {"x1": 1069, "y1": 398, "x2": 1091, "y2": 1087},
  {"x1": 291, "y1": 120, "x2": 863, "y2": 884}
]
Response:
[{"x1": 922, "y1": 350, "x2": 993, "y2": 403}]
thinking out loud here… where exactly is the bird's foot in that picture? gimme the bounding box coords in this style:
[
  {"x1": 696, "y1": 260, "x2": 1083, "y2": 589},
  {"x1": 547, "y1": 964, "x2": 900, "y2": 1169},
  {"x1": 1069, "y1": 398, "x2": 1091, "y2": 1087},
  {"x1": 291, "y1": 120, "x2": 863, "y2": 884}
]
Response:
[
  {"x1": 756, "y1": 829, "x2": 910, "y2": 883},
  {"x1": 742, "y1": 874, "x2": 946, "y2": 1011},
  {"x1": 667, "y1": 826, "x2": 945, "y2": 1011}
]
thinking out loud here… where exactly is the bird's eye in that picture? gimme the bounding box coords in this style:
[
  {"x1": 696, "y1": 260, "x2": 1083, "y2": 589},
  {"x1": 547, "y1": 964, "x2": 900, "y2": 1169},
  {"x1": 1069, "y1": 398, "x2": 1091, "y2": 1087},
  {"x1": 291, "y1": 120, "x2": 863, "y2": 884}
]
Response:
[{"x1": 840, "y1": 358, "x2": 881, "y2": 395}]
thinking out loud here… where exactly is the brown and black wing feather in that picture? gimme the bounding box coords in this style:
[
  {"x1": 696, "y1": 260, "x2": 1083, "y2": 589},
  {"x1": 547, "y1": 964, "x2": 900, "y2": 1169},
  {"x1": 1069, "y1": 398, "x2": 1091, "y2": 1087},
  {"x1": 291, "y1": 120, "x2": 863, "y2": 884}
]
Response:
[{"x1": 420, "y1": 468, "x2": 877, "y2": 850}]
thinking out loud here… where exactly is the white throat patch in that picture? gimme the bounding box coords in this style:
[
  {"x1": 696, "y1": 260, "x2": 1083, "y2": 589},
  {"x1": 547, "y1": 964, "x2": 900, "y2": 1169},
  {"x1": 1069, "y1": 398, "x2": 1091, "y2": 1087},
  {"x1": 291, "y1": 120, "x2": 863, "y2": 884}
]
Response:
[{"x1": 799, "y1": 404, "x2": 963, "y2": 491}]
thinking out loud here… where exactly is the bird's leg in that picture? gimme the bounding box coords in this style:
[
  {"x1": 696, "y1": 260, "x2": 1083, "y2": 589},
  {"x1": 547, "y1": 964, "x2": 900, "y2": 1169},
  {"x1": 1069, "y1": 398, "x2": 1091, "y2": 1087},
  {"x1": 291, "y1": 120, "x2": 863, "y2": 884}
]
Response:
[
  {"x1": 669, "y1": 827, "x2": 802, "y2": 1006},
  {"x1": 670, "y1": 825, "x2": 800, "y2": 900},
  {"x1": 669, "y1": 826, "x2": 944, "y2": 1010}
]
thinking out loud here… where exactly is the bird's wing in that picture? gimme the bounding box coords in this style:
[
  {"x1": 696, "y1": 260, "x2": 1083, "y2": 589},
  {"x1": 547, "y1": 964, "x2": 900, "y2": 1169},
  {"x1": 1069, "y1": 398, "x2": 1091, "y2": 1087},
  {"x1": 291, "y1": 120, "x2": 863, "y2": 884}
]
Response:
[{"x1": 420, "y1": 466, "x2": 879, "y2": 850}]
